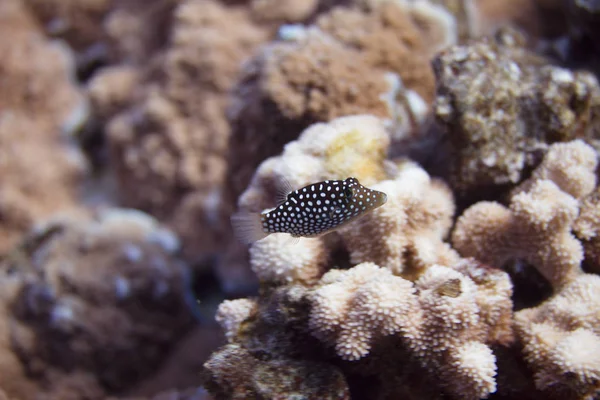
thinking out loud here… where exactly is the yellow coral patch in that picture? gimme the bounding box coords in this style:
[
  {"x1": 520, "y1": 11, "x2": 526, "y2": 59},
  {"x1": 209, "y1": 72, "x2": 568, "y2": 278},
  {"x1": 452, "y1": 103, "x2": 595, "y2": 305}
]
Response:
[{"x1": 324, "y1": 128, "x2": 387, "y2": 185}]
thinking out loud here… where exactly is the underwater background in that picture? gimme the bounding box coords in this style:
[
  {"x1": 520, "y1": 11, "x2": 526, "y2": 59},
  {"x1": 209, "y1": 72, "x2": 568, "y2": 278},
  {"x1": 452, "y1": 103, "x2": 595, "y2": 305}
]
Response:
[{"x1": 0, "y1": 0, "x2": 599, "y2": 399}]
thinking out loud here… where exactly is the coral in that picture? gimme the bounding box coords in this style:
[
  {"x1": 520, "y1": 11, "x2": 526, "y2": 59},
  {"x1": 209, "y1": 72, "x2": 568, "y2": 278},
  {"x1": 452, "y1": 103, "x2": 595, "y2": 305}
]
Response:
[
  {"x1": 87, "y1": 65, "x2": 140, "y2": 119},
  {"x1": 215, "y1": 298, "x2": 258, "y2": 341},
  {"x1": 433, "y1": 28, "x2": 600, "y2": 198},
  {"x1": 574, "y1": 188, "x2": 600, "y2": 273},
  {"x1": 515, "y1": 273, "x2": 600, "y2": 398},
  {"x1": 103, "y1": 0, "x2": 179, "y2": 64},
  {"x1": 23, "y1": 0, "x2": 111, "y2": 54},
  {"x1": 206, "y1": 282, "x2": 350, "y2": 399},
  {"x1": 309, "y1": 262, "x2": 420, "y2": 360},
  {"x1": 0, "y1": 0, "x2": 89, "y2": 254},
  {"x1": 511, "y1": 139, "x2": 598, "y2": 199},
  {"x1": 337, "y1": 161, "x2": 459, "y2": 276},
  {"x1": 229, "y1": 114, "x2": 457, "y2": 289},
  {"x1": 452, "y1": 140, "x2": 598, "y2": 287},
  {"x1": 203, "y1": 344, "x2": 350, "y2": 400},
  {"x1": 238, "y1": 114, "x2": 391, "y2": 212},
  {"x1": 453, "y1": 180, "x2": 584, "y2": 288},
  {"x1": 453, "y1": 138, "x2": 600, "y2": 396},
  {"x1": 105, "y1": 0, "x2": 270, "y2": 262},
  {"x1": 221, "y1": 114, "x2": 392, "y2": 291},
  {"x1": 223, "y1": 0, "x2": 458, "y2": 218},
  {"x1": 0, "y1": 209, "x2": 196, "y2": 399},
  {"x1": 249, "y1": 235, "x2": 330, "y2": 285},
  {"x1": 308, "y1": 260, "x2": 513, "y2": 399},
  {"x1": 0, "y1": 0, "x2": 87, "y2": 131}
]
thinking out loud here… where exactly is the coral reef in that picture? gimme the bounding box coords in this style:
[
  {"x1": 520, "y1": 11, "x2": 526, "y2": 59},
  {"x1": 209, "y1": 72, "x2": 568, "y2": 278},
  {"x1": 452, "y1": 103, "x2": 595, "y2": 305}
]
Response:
[
  {"x1": 0, "y1": 209, "x2": 197, "y2": 399},
  {"x1": 210, "y1": 114, "x2": 522, "y2": 400},
  {"x1": 0, "y1": 0, "x2": 88, "y2": 254},
  {"x1": 434, "y1": 28, "x2": 600, "y2": 199},
  {"x1": 4, "y1": 0, "x2": 600, "y2": 398}
]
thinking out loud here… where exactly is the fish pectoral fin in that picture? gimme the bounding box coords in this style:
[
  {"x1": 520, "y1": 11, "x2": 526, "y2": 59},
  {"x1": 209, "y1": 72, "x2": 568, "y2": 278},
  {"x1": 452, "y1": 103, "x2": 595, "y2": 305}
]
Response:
[
  {"x1": 275, "y1": 175, "x2": 295, "y2": 206},
  {"x1": 328, "y1": 207, "x2": 342, "y2": 220},
  {"x1": 231, "y1": 211, "x2": 269, "y2": 245}
]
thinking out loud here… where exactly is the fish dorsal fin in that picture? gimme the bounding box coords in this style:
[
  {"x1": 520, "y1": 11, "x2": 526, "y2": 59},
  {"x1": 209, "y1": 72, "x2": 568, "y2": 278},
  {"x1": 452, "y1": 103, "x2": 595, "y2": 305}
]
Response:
[{"x1": 275, "y1": 176, "x2": 294, "y2": 206}]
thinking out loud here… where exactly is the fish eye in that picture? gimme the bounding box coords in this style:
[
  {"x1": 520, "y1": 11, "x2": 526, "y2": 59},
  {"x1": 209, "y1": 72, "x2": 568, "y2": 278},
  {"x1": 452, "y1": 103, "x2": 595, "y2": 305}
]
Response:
[{"x1": 343, "y1": 187, "x2": 353, "y2": 200}]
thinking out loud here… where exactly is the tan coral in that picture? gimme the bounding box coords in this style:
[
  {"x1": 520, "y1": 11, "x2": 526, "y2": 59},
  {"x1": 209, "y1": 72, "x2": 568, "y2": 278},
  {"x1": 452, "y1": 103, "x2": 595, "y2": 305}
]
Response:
[
  {"x1": 105, "y1": 0, "x2": 270, "y2": 262},
  {"x1": 238, "y1": 114, "x2": 392, "y2": 213},
  {"x1": 574, "y1": 188, "x2": 600, "y2": 273},
  {"x1": 0, "y1": 208, "x2": 196, "y2": 399},
  {"x1": 411, "y1": 264, "x2": 506, "y2": 399},
  {"x1": 0, "y1": 0, "x2": 87, "y2": 132},
  {"x1": 338, "y1": 161, "x2": 459, "y2": 277},
  {"x1": 453, "y1": 180, "x2": 584, "y2": 287},
  {"x1": 24, "y1": 0, "x2": 111, "y2": 54},
  {"x1": 249, "y1": 235, "x2": 330, "y2": 285},
  {"x1": 0, "y1": 1, "x2": 88, "y2": 254},
  {"x1": 308, "y1": 261, "x2": 511, "y2": 399},
  {"x1": 215, "y1": 298, "x2": 258, "y2": 341},
  {"x1": 515, "y1": 273, "x2": 600, "y2": 397},
  {"x1": 309, "y1": 263, "x2": 421, "y2": 361},
  {"x1": 87, "y1": 65, "x2": 140, "y2": 119},
  {"x1": 511, "y1": 140, "x2": 598, "y2": 200}
]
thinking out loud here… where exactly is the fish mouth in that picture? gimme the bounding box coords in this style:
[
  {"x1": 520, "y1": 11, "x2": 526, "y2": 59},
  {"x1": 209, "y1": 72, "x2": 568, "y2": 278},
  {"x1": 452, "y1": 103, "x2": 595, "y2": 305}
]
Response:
[{"x1": 381, "y1": 193, "x2": 388, "y2": 204}]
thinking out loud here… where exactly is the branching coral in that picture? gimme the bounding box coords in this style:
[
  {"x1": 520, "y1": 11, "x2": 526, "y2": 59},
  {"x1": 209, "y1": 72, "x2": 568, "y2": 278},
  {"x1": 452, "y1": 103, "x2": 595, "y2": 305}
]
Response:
[
  {"x1": 511, "y1": 139, "x2": 598, "y2": 199},
  {"x1": 452, "y1": 140, "x2": 598, "y2": 287},
  {"x1": 249, "y1": 235, "x2": 331, "y2": 285},
  {"x1": 215, "y1": 298, "x2": 258, "y2": 341},
  {"x1": 307, "y1": 260, "x2": 513, "y2": 399},
  {"x1": 515, "y1": 273, "x2": 600, "y2": 398},
  {"x1": 309, "y1": 263, "x2": 420, "y2": 361},
  {"x1": 453, "y1": 139, "x2": 600, "y2": 397},
  {"x1": 574, "y1": 188, "x2": 600, "y2": 273},
  {"x1": 0, "y1": 209, "x2": 196, "y2": 399},
  {"x1": 433, "y1": 27, "x2": 600, "y2": 198}
]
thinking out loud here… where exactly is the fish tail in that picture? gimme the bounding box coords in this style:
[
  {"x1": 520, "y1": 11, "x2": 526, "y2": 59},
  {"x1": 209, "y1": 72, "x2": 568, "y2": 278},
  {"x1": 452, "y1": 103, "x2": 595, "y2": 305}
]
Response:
[{"x1": 230, "y1": 211, "x2": 269, "y2": 245}]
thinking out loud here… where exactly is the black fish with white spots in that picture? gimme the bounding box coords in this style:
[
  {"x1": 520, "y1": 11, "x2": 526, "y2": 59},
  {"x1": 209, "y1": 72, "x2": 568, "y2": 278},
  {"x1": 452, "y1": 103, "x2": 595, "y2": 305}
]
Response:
[{"x1": 231, "y1": 177, "x2": 388, "y2": 244}]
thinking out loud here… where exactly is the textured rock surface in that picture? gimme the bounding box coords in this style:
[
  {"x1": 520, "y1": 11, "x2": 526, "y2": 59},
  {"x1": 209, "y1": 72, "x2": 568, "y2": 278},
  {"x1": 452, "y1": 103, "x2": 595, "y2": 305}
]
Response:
[{"x1": 434, "y1": 28, "x2": 600, "y2": 199}]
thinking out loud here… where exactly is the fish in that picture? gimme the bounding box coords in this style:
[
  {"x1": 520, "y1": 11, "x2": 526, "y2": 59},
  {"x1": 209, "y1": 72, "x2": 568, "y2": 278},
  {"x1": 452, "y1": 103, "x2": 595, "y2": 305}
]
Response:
[{"x1": 231, "y1": 177, "x2": 388, "y2": 244}]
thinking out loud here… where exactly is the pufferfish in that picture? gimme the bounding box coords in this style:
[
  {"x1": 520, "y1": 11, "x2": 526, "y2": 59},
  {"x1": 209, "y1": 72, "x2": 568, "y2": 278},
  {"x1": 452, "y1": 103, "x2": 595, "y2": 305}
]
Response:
[{"x1": 231, "y1": 177, "x2": 388, "y2": 244}]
